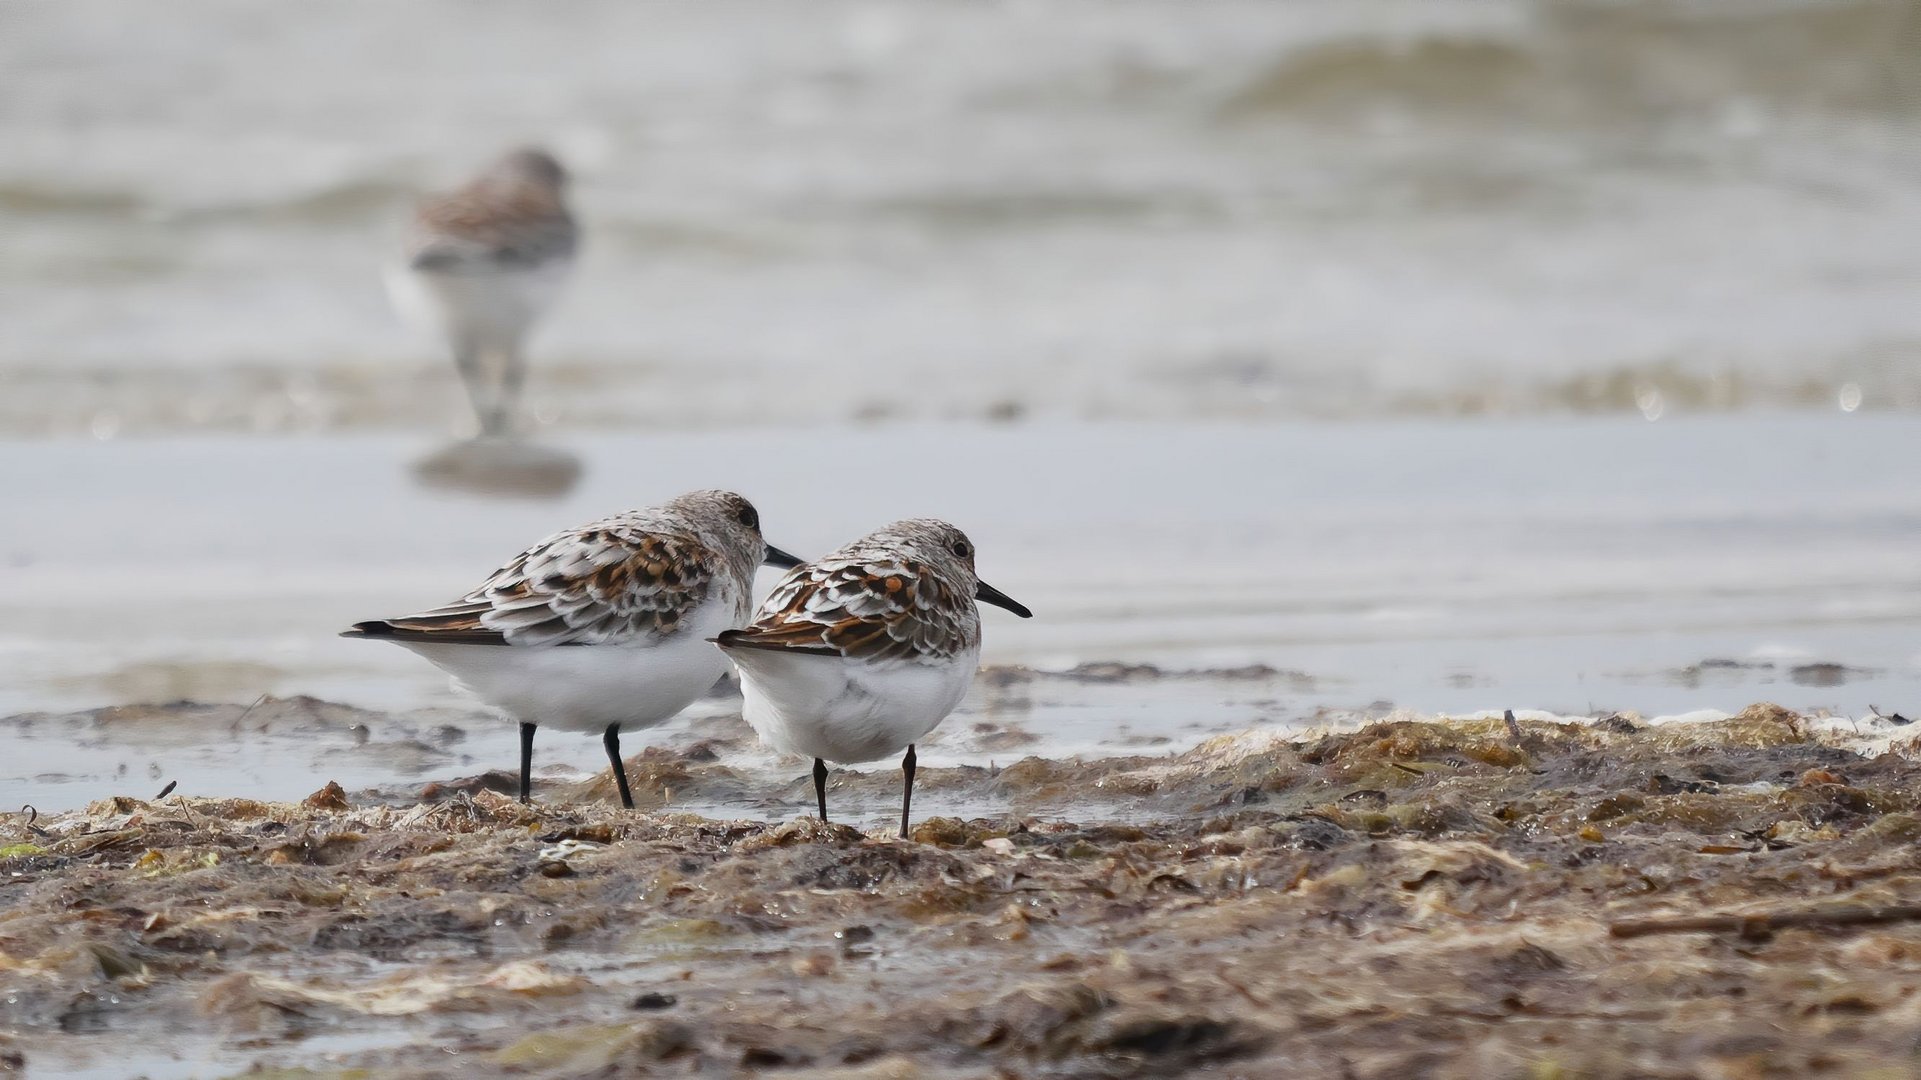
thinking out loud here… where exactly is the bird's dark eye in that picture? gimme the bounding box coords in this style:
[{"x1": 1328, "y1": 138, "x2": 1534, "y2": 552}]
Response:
[
  {"x1": 737, "y1": 503, "x2": 759, "y2": 529},
  {"x1": 951, "y1": 540, "x2": 972, "y2": 559}
]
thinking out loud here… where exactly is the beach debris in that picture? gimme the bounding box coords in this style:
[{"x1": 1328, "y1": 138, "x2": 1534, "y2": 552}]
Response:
[
  {"x1": 302, "y1": 781, "x2": 350, "y2": 811},
  {"x1": 538, "y1": 836, "x2": 604, "y2": 877},
  {"x1": 1611, "y1": 903, "x2": 1921, "y2": 942},
  {"x1": 6, "y1": 703, "x2": 1921, "y2": 1074}
]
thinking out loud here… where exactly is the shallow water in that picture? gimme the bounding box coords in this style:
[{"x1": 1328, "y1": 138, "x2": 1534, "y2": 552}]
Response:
[
  {"x1": 3, "y1": 413, "x2": 1916, "y2": 813},
  {"x1": 4, "y1": 1, "x2": 1920, "y2": 436}
]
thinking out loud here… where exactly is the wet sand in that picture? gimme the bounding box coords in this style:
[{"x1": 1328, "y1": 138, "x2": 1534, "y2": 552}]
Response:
[
  {"x1": 7, "y1": 417, "x2": 1920, "y2": 728},
  {"x1": 6, "y1": 704, "x2": 1921, "y2": 1078}
]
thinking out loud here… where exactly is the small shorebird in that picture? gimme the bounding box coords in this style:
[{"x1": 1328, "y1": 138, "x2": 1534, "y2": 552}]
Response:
[
  {"x1": 388, "y1": 147, "x2": 578, "y2": 437},
  {"x1": 715, "y1": 519, "x2": 1032, "y2": 837},
  {"x1": 343, "y1": 491, "x2": 802, "y2": 808}
]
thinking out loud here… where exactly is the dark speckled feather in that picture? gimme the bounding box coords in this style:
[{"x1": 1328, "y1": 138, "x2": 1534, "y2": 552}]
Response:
[
  {"x1": 717, "y1": 520, "x2": 982, "y2": 663},
  {"x1": 349, "y1": 491, "x2": 767, "y2": 648}
]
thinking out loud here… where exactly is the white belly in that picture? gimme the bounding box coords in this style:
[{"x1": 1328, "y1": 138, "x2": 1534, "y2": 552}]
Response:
[
  {"x1": 396, "y1": 597, "x2": 732, "y2": 735},
  {"x1": 727, "y1": 647, "x2": 978, "y2": 764},
  {"x1": 385, "y1": 258, "x2": 572, "y2": 353}
]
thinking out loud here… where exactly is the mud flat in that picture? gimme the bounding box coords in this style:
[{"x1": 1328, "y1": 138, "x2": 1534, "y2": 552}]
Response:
[{"x1": 5, "y1": 704, "x2": 1921, "y2": 1078}]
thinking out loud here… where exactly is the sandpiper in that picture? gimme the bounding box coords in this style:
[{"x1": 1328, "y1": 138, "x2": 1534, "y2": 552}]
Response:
[
  {"x1": 715, "y1": 519, "x2": 1032, "y2": 837},
  {"x1": 388, "y1": 147, "x2": 578, "y2": 437},
  {"x1": 344, "y1": 491, "x2": 801, "y2": 808}
]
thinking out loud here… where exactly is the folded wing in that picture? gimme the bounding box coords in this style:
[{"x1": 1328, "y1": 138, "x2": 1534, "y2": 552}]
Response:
[
  {"x1": 409, "y1": 190, "x2": 577, "y2": 273},
  {"x1": 716, "y1": 559, "x2": 972, "y2": 662},
  {"x1": 347, "y1": 524, "x2": 716, "y2": 647}
]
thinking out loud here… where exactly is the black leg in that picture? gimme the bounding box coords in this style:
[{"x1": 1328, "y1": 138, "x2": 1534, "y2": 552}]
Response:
[
  {"x1": 491, "y1": 344, "x2": 525, "y2": 437},
  {"x1": 452, "y1": 341, "x2": 494, "y2": 434},
  {"x1": 899, "y1": 744, "x2": 917, "y2": 839},
  {"x1": 813, "y1": 758, "x2": 829, "y2": 823},
  {"x1": 604, "y1": 723, "x2": 635, "y2": 809},
  {"x1": 518, "y1": 722, "x2": 537, "y2": 804}
]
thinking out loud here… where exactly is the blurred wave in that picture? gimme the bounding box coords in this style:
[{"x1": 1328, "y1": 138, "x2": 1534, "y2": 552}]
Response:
[
  {"x1": 3, "y1": 0, "x2": 1918, "y2": 434},
  {"x1": 1219, "y1": 1, "x2": 1921, "y2": 123}
]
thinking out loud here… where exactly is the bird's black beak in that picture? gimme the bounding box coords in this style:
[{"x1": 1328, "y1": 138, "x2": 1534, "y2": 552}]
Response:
[
  {"x1": 975, "y1": 580, "x2": 1033, "y2": 618},
  {"x1": 762, "y1": 544, "x2": 804, "y2": 570}
]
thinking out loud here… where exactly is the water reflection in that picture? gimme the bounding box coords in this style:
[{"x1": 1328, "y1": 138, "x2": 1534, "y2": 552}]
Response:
[{"x1": 410, "y1": 437, "x2": 583, "y2": 500}]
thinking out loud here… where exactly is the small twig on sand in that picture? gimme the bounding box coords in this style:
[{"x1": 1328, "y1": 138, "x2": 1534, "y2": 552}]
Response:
[
  {"x1": 16, "y1": 805, "x2": 50, "y2": 838},
  {"x1": 1610, "y1": 904, "x2": 1921, "y2": 941},
  {"x1": 1215, "y1": 969, "x2": 1272, "y2": 1008},
  {"x1": 229, "y1": 693, "x2": 271, "y2": 734}
]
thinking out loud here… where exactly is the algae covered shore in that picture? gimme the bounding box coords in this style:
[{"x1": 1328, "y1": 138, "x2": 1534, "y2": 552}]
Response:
[{"x1": 5, "y1": 704, "x2": 1921, "y2": 1077}]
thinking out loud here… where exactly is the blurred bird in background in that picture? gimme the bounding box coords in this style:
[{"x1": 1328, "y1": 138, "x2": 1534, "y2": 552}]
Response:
[{"x1": 387, "y1": 148, "x2": 578, "y2": 438}]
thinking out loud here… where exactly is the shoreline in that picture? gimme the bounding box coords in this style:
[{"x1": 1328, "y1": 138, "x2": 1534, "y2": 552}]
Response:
[{"x1": 5, "y1": 684, "x2": 1910, "y2": 818}]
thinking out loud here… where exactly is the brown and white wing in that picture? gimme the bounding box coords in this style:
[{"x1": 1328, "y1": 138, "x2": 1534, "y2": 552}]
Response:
[
  {"x1": 716, "y1": 557, "x2": 973, "y2": 662},
  {"x1": 347, "y1": 523, "x2": 716, "y2": 647},
  {"x1": 409, "y1": 188, "x2": 578, "y2": 273}
]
